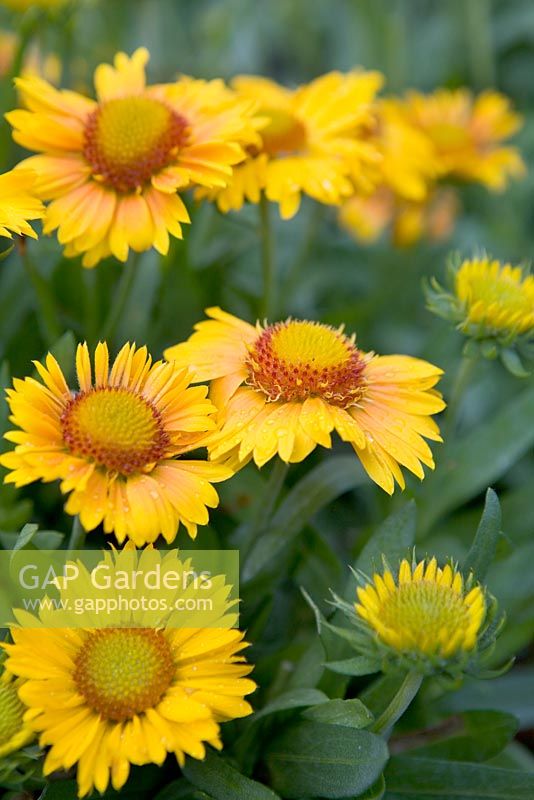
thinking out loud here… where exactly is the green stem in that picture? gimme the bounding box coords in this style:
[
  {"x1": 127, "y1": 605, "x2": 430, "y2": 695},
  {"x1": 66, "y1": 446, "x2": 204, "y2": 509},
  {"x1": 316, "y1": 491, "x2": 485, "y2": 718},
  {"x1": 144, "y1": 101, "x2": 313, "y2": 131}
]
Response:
[
  {"x1": 67, "y1": 515, "x2": 86, "y2": 552},
  {"x1": 101, "y1": 253, "x2": 139, "y2": 342},
  {"x1": 83, "y1": 267, "x2": 99, "y2": 348},
  {"x1": 465, "y1": 0, "x2": 496, "y2": 89},
  {"x1": 282, "y1": 204, "x2": 321, "y2": 312},
  {"x1": 371, "y1": 670, "x2": 423, "y2": 736},
  {"x1": 259, "y1": 193, "x2": 275, "y2": 320},
  {"x1": 445, "y1": 354, "x2": 477, "y2": 436},
  {"x1": 21, "y1": 241, "x2": 61, "y2": 345},
  {"x1": 243, "y1": 459, "x2": 289, "y2": 554}
]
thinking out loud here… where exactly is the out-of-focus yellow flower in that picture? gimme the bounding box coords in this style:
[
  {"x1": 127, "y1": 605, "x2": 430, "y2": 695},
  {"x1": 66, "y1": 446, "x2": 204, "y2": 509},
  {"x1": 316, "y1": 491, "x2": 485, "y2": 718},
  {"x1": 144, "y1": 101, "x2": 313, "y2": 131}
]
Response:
[
  {"x1": 0, "y1": 167, "x2": 44, "y2": 239},
  {"x1": 370, "y1": 99, "x2": 439, "y2": 203},
  {"x1": 338, "y1": 97, "x2": 450, "y2": 247},
  {"x1": 356, "y1": 557, "x2": 485, "y2": 661},
  {"x1": 0, "y1": 30, "x2": 16, "y2": 76},
  {"x1": 7, "y1": 48, "x2": 260, "y2": 267},
  {"x1": 198, "y1": 71, "x2": 383, "y2": 219},
  {"x1": 0, "y1": 341, "x2": 232, "y2": 545},
  {"x1": 339, "y1": 186, "x2": 458, "y2": 248},
  {"x1": 0, "y1": 668, "x2": 34, "y2": 758},
  {"x1": 399, "y1": 88, "x2": 525, "y2": 190},
  {"x1": 165, "y1": 308, "x2": 445, "y2": 495},
  {"x1": 0, "y1": 30, "x2": 61, "y2": 84}
]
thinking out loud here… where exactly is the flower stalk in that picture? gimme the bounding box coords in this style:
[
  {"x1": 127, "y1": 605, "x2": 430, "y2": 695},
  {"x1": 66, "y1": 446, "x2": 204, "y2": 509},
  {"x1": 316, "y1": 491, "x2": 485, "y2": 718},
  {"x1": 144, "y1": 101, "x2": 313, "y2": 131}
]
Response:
[
  {"x1": 370, "y1": 670, "x2": 423, "y2": 736},
  {"x1": 259, "y1": 192, "x2": 275, "y2": 320}
]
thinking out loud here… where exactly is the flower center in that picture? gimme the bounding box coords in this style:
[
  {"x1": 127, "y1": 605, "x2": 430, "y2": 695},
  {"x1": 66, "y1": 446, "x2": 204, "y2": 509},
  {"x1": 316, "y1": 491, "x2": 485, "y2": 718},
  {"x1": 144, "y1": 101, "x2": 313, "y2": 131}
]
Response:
[
  {"x1": 246, "y1": 320, "x2": 367, "y2": 406},
  {"x1": 61, "y1": 387, "x2": 170, "y2": 475},
  {"x1": 260, "y1": 107, "x2": 307, "y2": 156},
  {"x1": 427, "y1": 122, "x2": 471, "y2": 154},
  {"x1": 379, "y1": 583, "x2": 472, "y2": 656},
  {"x1": 0, "y1": 681, "x2": 25, "y2": 745},
  {"x1": 83, "y1": 96, "x2": 189, "y2": 193},
  {"x1": 74, "y1": 629, "x2": 175, "y2": 722}
]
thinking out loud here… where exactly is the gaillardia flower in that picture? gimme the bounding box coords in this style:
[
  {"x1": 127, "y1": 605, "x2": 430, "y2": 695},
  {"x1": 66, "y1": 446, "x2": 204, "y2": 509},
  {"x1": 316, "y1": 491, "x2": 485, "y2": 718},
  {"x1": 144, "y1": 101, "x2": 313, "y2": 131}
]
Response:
[
  {"x1": 454, "y1": 257, "x2": 534, "y2": 338},
  {"x1": 0, "y1": 668, "x2": 34, "y2": 758},
  {"x1": 0, "y1": 168, "x2": 44, "y2": 240},
  {"x1": 198, "y1": 71, "x2": 383, "y2": 219},
  {"x1": 355, "y1": 557, "x2": 485, "y2": 663},
  {"x1": 399, "y1": 88, "x2": 525, "y2": 190},
  {"x1": 339, "y1": 99, "x2": 459, "y2": 247},
  {"x1": 426, "y1": 256, "x2": 534, "y2": 375},
  {"x1": 0, "y1": 342, "x2": 232, "y2": 544},
  {"x1": 164, "y1": 308, "x2": 445, "y2": 494},
  {"x1": 4, "y1": 547, "x2": 255, "y2": 797},
  {"x1": 7, "y1": 48, "x2": 259, "y2": 267}
]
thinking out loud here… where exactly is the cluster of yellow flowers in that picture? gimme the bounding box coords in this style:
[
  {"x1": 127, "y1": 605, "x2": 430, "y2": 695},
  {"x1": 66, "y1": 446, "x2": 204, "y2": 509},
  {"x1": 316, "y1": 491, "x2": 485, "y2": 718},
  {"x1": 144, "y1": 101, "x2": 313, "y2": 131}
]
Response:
[
  {"x1": 0, "y1": 45, "x2": 528, "y2": 799},
  {"x1": 0, "y1": 48, "x2": 525, "y2": 262},
  {"x1": 339, "y1": 89, "x2": 525, "y2": 246}
]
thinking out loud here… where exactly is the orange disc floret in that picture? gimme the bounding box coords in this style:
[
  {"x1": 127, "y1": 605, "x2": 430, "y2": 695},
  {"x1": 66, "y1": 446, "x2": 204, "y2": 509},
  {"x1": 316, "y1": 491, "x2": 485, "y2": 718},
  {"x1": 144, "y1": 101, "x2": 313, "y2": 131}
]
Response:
[{"x1": 245, "y1": 320, "x2": 368, "y2": 406}]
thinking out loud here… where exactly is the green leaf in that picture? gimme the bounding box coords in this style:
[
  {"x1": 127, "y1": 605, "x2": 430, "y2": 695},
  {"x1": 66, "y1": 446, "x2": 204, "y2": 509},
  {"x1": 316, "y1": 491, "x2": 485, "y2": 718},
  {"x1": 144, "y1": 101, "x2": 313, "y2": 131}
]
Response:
[
  {"x1": 462, "y1": 489, "x2": 502, "y2": 581},
  {"x1": 353, "y1": 775, "x2": 386, "y2": 799},
  {"x1": 419, "y1": 382, "x2": 534, "y2": 532},
  {"x1": 353, "y1": 501, "x2": 417, "y2": 581},
  {"x1": 302, "y1": 698, "x2": 374, "y2": 728},
  {"x1": 500, "y1": 348, "x2": 530, "y2": 378},
  {"x1": 182, "y1": 751, "x2": 280, "y2": 800},
  {"x1": 266, "y1": 720, "x2": 389, "y2": 798},
  {"x1": 385, "y1": 756, "x2": 534, "y2": 798},
  {"x1": 324, "y1": 656, "x2": 381, "y2": 676},
  {"x1": 0, "y1": 529, "x2": 64, "y2": 550},
  {"x1": 441, "y1": 668, "x2": 534, "y2": 729},
  {"x1": 395, "y1": 710, "x2": 518, "y2": 762},
  {"x1": 38, "y1": 782, "x2": 78, "y2": 800},
  {"x1": 11, "y1": 523, "x2": 39, "y2": 555},
  {"x1": 243, "y1": 456, "x2": 367, "y2": 582},
  {"x1": 154, "y1": 780, "x2": 213, "y2": 800},
  {"x1": 251, "y1": 688, "x2": 329, "y2": 722},
  {"x1": 0, "y1": 244, "x2": 14, "y2": 262}
]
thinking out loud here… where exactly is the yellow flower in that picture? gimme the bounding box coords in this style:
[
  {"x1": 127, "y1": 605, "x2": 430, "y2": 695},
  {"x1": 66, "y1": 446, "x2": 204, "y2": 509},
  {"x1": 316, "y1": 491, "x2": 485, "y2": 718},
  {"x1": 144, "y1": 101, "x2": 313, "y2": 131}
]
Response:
[
  {"x1": 455, "y1": 257, "x2": 534, "y2": 338},
  {"x1": 339, "y1": 186, "x2": 459, "y2": 248},
  {"x1": 0, "y1": 668, "x2": 34, "y2": 758},
  {"x1": 164, "y1": 308, "x2": 445, "y2": 494},
  {"x1": 198, "y1": 71, "x2": 383, "y2": 219},
  {"x1": 356, "y1": 557, "x2": 485, "y2": 659},
  {"x1": 399, "y1": 88, "x2": 525, "y2": 190},
  {"x1": 338, "y1": 98, "x2": 459, "y2": 248},
  {"x1": 0, "y1": 168, "x2": 44, "y2": 240},
  {"x1": 339, "y1": 186, "x2": 395, "y2": 244},
  {"x1": 7, "y1": 48, "x2": 258, "y2": 267},
  {"x1": 0, "y1": 342, "x2": 232, "y2": 544},
  {"x1": 3, "y1": 547, "x2": 255, "y2": 798},
  {"x1": 372, "y1": 98, "x2": 439, "y2": 203}
]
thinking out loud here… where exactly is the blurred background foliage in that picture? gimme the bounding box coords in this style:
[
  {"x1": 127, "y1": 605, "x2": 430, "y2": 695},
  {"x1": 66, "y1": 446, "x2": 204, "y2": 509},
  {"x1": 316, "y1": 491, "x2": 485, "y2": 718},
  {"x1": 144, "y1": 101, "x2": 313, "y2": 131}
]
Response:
[{"x1": 0, "y1": 0, "x2": 534, "y2": 782}]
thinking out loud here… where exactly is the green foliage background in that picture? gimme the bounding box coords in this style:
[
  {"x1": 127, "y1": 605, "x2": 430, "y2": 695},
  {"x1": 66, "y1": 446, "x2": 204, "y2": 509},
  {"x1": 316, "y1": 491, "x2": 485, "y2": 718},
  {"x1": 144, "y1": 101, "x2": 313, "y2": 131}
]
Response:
[{"x1": 0, "y1": 1, "x2": 533, "y2": 799}]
